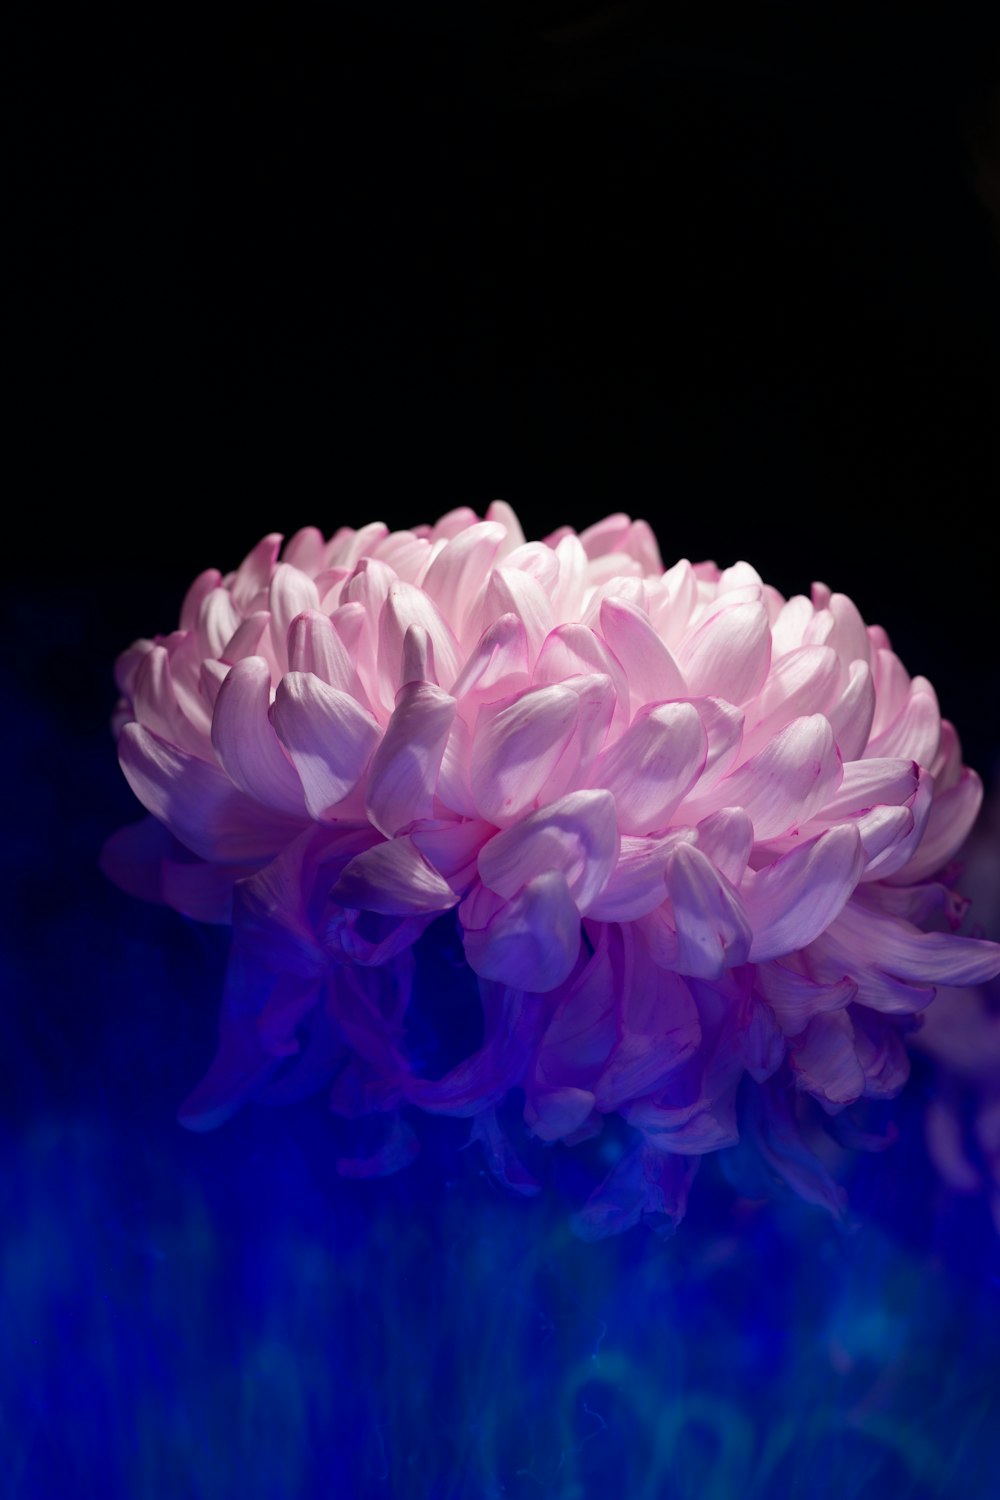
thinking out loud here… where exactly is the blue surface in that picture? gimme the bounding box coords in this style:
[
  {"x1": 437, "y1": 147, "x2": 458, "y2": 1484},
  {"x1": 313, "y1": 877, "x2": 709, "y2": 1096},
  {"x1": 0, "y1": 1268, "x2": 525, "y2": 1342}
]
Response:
[{"x1": 3, "y1": 591, "x2": 1000, "y2": 1499}]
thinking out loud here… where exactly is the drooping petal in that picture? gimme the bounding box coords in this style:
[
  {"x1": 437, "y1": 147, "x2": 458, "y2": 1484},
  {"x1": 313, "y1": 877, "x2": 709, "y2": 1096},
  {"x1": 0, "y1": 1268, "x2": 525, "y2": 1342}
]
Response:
[
  {"x1": 664, "y1": 843, "x2": 752, "y2": 978},
  {"x1": 469, "y1": 684, "x2": 579, "y2": 826},
  {"x1": 211, "y1": 657, "x2": 307, "y2": 817},
  {"x1": 464, "y1": 870, "x2": 581, "y2": 992},
  {"x1": 477, "y1": 789, "x2": 619, "y2": 913},
  {"x1": 271, "y1": 671, "x2": 381, "y2": 819},
  {"x1": 697, "y1": 714, "x2": 842, "y2": 840},
  {"x1": 333, "y1": 836, "x2": 459, "y2": 915},
  {"x1": 744, "y1": 825, "x2": 865, "y2": 962},
  {"x1": 591, "y1": 701, "x2": 707, "y2": 835},
  {"x1": 365, "y1": 681, "x2": 457, "y2": 837},
  {"x1": 119, "y1": 722, "x2": 302, "y2": 861}
]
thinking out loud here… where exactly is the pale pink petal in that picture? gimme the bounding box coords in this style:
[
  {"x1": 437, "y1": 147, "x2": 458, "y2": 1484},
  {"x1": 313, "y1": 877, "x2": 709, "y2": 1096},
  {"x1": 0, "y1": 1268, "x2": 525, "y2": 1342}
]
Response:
[
  {"x1": 744, "y1": 825, "x2": 865, "y2": 962},
  {"x1": 464, "y1": 870, "x2": 582, "y2": 991},
  {"x1": 591, "y1": 701, "x2": 707, "y2": 835},
  {"x1": 131, "y1": 644, "x2": 205, "y2": 756},
  {"x1": 221, "y1": 610, "x2": 272, "y2": 666},
  {"x1": 410, "y1": 817, "x2": 494, "y2": 880},
  {"x1": 470, "y1": 684, "x2": 579, "y2": 826},
  {"x1": 378, "y1": 581, "x2": 464, "y2": 696},
  {"x1": 693, "y1": 807, "x2": 753, "y2": 885},
  {"x1": 197, "y1": 587, "x2": 242, "y2": 658},
  {"x1": 534, "y1": 623, "x2": 630, "y2": 723},
  {"x1": 287, "y1": 608, "x2": 371, "y2": 706},
  {"x1": 665, "y1": 843, "x2": 752, "y2": 978},
  {"x1": 826, "y1": 660, "x2": 876, "y2": 762},
  {"x1": 704, "y1": 715, "x2": 842, "y2": 841},
  {"x1": 230, "y1": 533, "x2": 282, "y2": 612},
  {"x1": 282, "y1": 525, "x2": 326, "y2": 574},
  {"x1": 211, "y1": 657, "x2": 307, "y2": 817},
  {"x1": 333, "y1": 835, "x2": 459, "y2": 914},
  {"x1": 869, "y1": 647, "x2": 911, "y2": 736},
  {"x1": 816, "y1": 757, "x2": 917, "y2": 819},
  {"x1": 481, "y1": 566, "x2": 555, "y2": 665},
  {"x1": 478, "y1": 788, "x2": 619, "y2": 912},
  {"x1": 325, "y1": 520, "x2": 389, "y2": 569},
  {"x1": 769, "y1": 594, "x2": 814, "y2": 656},
  {"x1": 450, "y1": 613, "x2": 530, "y2": 709},
  {"x1": 585, "y1": 834, "x2": 686, "y2": 922},
  {"x1": 179, "y1": 567, "x2": 223, "y2": 631},
  {"x1": 365, "y1": 681, "x2": 457, "y2": 837},
  {"x1": 271, "y1": 671, "x2": 381, "y2": 819},
  {"x1": 865, "y1": 675, "x2": 941, "y2": 767},
  {"x1": 579, "y1": 513, "x2": 633, "y2": 559},
  {"x1": 598, "y1": 596, "x2": 687, "y2": 708},
  {"x1": 268, "y1": 564, "x2": 321, "y2": 670},
  {"x1": 742, "y1": 645, "x2": 840, "y2": 754},
  {"x1": 485, "y1": 499, "x2": 527, "y2": 556},
  {"x1": 119, "y1": 722, "x2": 301, "y2": 861},
  {"x1": 420, "y1": 521, "x2": 506, "y2": 637},
  {"x1": 677, "y1": 600, "x2": 772, "y2": 703},
  {"x1": 827, "y1": 592, "x2": 871, "y2": 667},
  {"x1": 823, "y1": 900, "x2": 1000, "y2": 989},
  {"x1": 889, "y1": 767, "x2": 983, "y2": 884}
]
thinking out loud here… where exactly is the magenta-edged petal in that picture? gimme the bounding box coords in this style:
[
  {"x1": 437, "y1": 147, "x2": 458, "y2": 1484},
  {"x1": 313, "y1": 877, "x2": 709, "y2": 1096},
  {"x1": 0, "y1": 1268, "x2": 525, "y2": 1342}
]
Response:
[
  {"x1": 823, "y1": 900, "x2": 1000, "y2": 988},
  {"x1": 478, "y1": 788, "x2": 619, "y2": 913},
  {"x1": 287, "y1": 607, "x2": 371, "y2": 705},
  {"x1": 677, "y1": 600, "x2": 772, "y2": 703},
  {"x1": 598, "y1": 596, "x2": 687, "y2": 707},
  {"x1": 221, "y1": 610, "x2": 272, "y2": 666},
  {"x1": 268, "y1": 563, "x2": 321, "y2": 670},
  {"x1": 755, "y1": 958, "x2": 851, "y2": 1038},
  {"x1": 595, "y1": 977, "x2": 700, "y2": 1110},
  {"x1": 665, "y1": 843, "x2": 752, "y2": 978},
  {"x1": 333, "y1": 836, "x2": 459, "y2": 914},
  {"x1": 852, "y1": 1008, "x2": 910, "y2": 1099},
  {"x1": 470, "y1": 683, "x2": 579, "y2": 826},
  {"x1": 464, "y1": 870, "x2": 581, "y2": 992},
  {"x1": 889, "y1": 767, "x2": 983, "y2": 884},
  {"x1": 866, "y1": 675, "x2": 941, "y2": 767},
  {"x1": 131, "y1": 644, "x2": 205, "y2": 756},
  {"x1": 179, "y1": 567, "x2": 223, "y2": 630},
  {"x1": 197, "y1": 587, "x2": 242, "y2": 659},
  {"x1": 485, "y1": 499, "x2": 527, "y2": 556},
  {"x1": 571, "y1": 1145, "x2": 699, "y2": 1241},
  {"x1": 119, "y1": 722, "x2": 302, "y2": 861},
  {"x1": 827, "y1": 660, "x2": 876, "y2": 762},
  {"x1": 789, "y1": 1010, "x2": 864, "y2": 1107},
  {"x1": 687, "y1": 696, "x2": 745, "y2": 795},
  {"x1": 693, "y1": 808, "x2": 753, "y2": 885},
  {"x1": 271, "y1": 671, "x2": 381, "y2": 819},
  {"x1": 744, "y1": 825, "x2": 865, "y2": 962},
  {"x1": 420, "y1": 521, "x2": 505, "y2": 635},
  {"x1": 365, "y1": 681, "x2": 457, "y2": 837},
  {"x1": 534, "y1": 623, "x2": 629, "y2": 720},
  {"x1": 744, "y1": 645, "x2": 840, "y2": 753},
  {"x1": 435, "y1": 713, "x2": 478, "y2": 819},
  {"x1": 592, "y1": 701, "x2": 707, "y2": 835},
  {"x1": 280, "y1": 524, "x2": 325, "y2": 573},
  {"x1": 540, "y1": 672, "x2": 616, "y2": 798},
  {"x1": 816, "y1": 757, "x2": 917, "y2": 819},
  {"x1": 711, "y1": 714, "x2": 842, "y2": 841},
  {"x1": 230, "y1": 532, "x2": 282, "y2": 611},
  {"x1": 326, "y1": 520, "x2": 389, "y2": 570},
  {"x1": 211, "y1": 657, "x2": 307, "y2": 817},
  {"x1": 578, "y1": 512, "x2": 631, "y2": 558},
  {"x1": 586, "y1": 834, "x2": 685, "y2": 922},
  {"x1": 450, "y1": 613, "x2": 530, "y2": 707},
  {"x1": 378, "y1": 579, "x2": 463, "y2": 695},
  {"x1": 481, "y1": 566, "x2": 555, "y2": 664}
]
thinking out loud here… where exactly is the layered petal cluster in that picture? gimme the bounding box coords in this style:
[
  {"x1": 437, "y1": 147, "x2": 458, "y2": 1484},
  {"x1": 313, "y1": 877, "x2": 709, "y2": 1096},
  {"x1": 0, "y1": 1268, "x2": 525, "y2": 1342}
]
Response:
[{"x1": 103, "y1": 504, "x2": 1000, "y2": 1235}]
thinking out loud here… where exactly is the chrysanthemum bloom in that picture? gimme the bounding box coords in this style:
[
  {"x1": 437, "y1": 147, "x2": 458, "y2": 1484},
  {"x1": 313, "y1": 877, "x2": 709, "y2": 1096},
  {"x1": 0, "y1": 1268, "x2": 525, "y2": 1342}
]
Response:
[{"x1": 103, "y1": 504, "x2": 1000, "y2": 1236}]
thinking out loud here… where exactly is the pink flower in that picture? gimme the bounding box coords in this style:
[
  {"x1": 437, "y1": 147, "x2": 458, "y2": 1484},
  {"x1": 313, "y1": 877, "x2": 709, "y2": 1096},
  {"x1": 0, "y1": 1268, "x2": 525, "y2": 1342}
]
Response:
[{"x1": 103, "y1": 504, "x2": 1000, "y2": 1235}]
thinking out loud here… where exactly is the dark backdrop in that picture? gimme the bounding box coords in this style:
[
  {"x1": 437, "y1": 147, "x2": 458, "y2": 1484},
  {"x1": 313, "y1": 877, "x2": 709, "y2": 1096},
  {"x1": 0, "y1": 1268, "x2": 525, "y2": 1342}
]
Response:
[{"x1": 6, "y1": 8, "x2": 1000, "y2": 1498}]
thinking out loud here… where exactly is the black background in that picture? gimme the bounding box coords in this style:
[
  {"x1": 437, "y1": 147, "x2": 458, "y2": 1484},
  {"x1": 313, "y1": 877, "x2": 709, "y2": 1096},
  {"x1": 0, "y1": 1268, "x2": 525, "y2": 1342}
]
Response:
[
  {"x1": 10, "y1": 3, "x2": 1000, "y2": 770},
  {"x1": 11, "y1": 3, "x2": 1000, "y2": 776}
]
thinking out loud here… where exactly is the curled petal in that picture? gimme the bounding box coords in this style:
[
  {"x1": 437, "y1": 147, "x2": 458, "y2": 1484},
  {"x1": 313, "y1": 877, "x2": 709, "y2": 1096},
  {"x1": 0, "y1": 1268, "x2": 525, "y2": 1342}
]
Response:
[
  {"x1": 591, "y1": 701, "x2": 707, "y2": 836},
  {"x1": 464, "y1": 870, "x2": 581, "y2": 992},
  {"x1": 334, "y1": 836, "x2": 459, "y2": 915},
  {"x1": 478, "y1": 789, "x2": 619, "y2": 913},
  {"x1": 470, "y1": 684, "x2": 579, "y2": 827},
  {"x1": 211, "y1": 657, "x2": 307, "y2": 817},
  {"x1": 365, "y1": 681, "x2": 456, "y2": 837},
  {"x1": 271, "y1": 672, "x2": 380, "y2": 819},
  {"x1": 745, "y1": 825, "x2": 865, "y2": 963}
]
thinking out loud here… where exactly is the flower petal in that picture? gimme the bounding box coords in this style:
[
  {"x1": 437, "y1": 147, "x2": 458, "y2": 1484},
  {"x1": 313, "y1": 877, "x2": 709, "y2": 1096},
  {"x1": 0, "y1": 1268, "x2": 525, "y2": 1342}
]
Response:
[
  {"x1": 464, "y1": 870, "x2": 581, "y2": 992},
  {"x1": 665, "y1": 843, "x2": 752, "y2": 978},
  {"x1": 268, "y1": 563, "x2": 321, "y2": 670},
  {"x1": 706, "y1": 714, "x2": 842, "y2": 840},
  {"x1": 120, "y1": 721, "x2": 302, "y2": 861},
  {"x1": 677, "y1": 600, "x2": 772, "y2": 703},
  {"x1": 598, "y1": 596, "x2": 687, "y2": 708},
  {"x1": 470, "y1": 684, "x2": 579, "y2": 826},
  {"x1": 365, "y1": 681, "x2": 457, "y2": 837},
  {"x1": 211, "y1": 657, "x2": 307, "y2": 817},
  {"x1": 591, "y1": 701, "x2": 707, "y2": 835},
  {"x1": 744, "y1": 825, "x2": 865, "y2": 962},
  {"x1": 478, "y1": 789, "x2": 620, "y2": 913},
  {"x1": 271, "y1": 671, "x2": 381, "y2": 819},
  {"x1": 333, "y1": 835, "x2": 459, "y2": 914}
]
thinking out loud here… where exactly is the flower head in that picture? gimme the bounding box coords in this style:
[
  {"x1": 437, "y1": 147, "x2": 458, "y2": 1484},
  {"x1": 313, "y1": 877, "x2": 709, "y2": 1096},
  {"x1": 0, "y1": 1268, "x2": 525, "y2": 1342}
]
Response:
[{"x1": 103, "y1": 503, "x2": 1000, "y2": 1235}]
